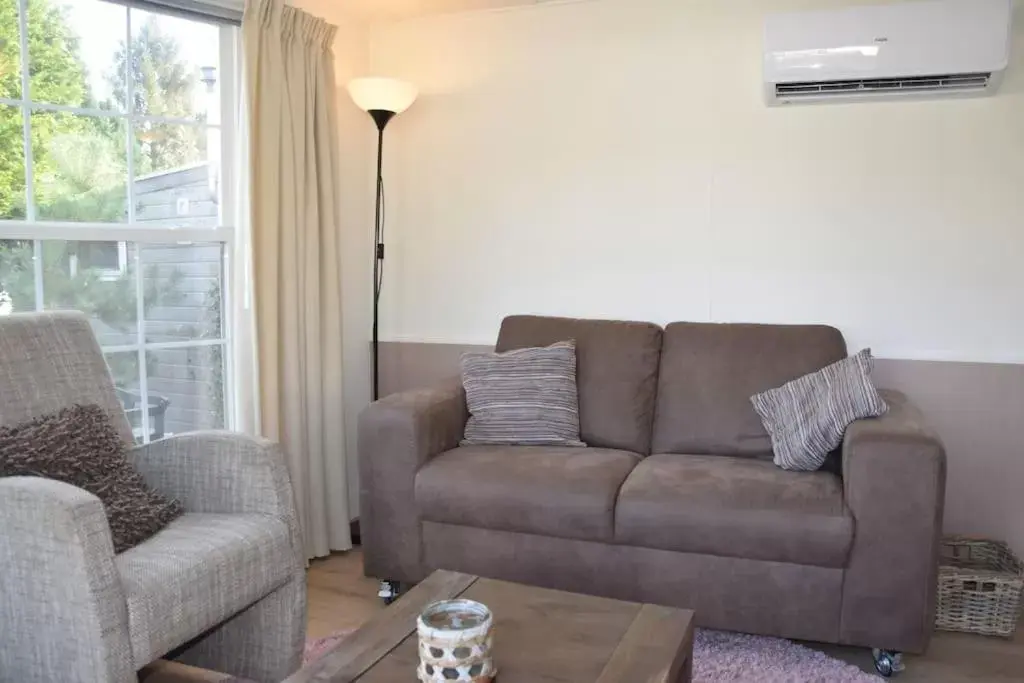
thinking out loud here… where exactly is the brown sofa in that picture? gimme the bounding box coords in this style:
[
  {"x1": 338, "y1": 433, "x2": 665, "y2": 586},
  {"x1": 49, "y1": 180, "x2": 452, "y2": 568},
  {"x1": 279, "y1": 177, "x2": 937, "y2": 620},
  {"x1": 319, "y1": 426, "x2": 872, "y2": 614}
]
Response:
[{"x1": 358, "y1": 315, "x2": 946, "y2": 656}]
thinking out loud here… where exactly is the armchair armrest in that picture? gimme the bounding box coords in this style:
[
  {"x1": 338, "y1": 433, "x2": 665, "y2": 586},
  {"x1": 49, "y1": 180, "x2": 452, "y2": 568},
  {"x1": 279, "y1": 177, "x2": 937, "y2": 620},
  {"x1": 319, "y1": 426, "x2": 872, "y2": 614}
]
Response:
[
  {"x1": 358, "y1": 378, "x2": 468, "y2": 583},
  {"x1": 0, "y1": 477, "x2": 134, "y2": 683},
  {"x1": 128, "y1": 431, "x2": 302, "y2": 565},
  {"x1": 839, "y1": 390, "x2": 947, "y2": 653}
]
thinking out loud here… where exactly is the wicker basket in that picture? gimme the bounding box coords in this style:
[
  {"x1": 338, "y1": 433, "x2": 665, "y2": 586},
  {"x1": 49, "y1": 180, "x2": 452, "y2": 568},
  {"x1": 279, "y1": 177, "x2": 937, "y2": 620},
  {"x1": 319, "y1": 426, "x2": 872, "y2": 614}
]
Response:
[{"x1": 936, "y1": 536, "x2": 1024, "y2": 637}]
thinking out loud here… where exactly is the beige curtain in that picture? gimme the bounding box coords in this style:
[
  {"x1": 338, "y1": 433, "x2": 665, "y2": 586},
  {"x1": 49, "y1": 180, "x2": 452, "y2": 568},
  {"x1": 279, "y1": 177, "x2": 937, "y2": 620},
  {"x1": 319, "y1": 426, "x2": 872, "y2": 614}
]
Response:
[{"x1": 241, "y1": 0, "x2": 351, "y2": 558}]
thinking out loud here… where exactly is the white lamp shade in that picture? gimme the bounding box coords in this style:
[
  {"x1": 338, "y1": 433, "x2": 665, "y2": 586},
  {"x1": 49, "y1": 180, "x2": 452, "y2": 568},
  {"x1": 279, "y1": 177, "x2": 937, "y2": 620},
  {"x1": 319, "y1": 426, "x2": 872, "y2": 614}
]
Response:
[{"x1": 347, "y1": 77, "x2": 418, "y2": 115}]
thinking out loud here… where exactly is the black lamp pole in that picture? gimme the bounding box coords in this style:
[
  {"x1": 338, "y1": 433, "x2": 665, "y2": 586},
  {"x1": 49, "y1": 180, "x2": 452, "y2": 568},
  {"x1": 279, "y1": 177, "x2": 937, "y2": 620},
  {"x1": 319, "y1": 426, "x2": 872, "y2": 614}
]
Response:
[{"x1": 369, "y1": 109, "x2": 395, "y2": 402}]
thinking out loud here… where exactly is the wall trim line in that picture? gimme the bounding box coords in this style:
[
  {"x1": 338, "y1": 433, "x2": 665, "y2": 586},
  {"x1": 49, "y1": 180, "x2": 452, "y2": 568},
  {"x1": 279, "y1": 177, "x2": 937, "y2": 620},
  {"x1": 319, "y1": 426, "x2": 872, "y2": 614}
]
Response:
[{"x1": 377, "y1": 336, "x2": 1024, "y2": 366}]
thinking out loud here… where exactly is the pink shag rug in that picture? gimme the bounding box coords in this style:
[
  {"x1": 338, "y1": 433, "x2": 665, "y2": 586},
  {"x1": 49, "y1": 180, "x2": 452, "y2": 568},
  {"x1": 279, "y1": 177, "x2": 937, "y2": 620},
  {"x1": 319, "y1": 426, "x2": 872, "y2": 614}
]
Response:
[
  {"x1": 693, "y1": 629, "x2": 877, "y2": 682},
  {"x1": 281, "y1": 628, "x2": 878, "y2": 682},
  {"x1": 303, "y1": 631, "x2": 351, "y2": 663}
]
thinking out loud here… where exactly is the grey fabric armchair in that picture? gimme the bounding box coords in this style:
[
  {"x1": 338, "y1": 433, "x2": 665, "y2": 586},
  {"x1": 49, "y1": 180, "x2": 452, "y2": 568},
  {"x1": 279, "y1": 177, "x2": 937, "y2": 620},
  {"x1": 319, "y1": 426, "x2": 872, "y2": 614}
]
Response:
[{"x1": 0, "y1": 312, "x2": 306, "y2": 683}]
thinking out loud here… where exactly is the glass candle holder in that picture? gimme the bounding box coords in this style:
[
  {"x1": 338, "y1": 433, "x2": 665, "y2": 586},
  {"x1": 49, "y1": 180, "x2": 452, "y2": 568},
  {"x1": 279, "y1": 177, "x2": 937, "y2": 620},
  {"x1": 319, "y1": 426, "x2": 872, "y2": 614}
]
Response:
[{"x1": 417, "y1": 599, "x2": 496, "y2": 682}]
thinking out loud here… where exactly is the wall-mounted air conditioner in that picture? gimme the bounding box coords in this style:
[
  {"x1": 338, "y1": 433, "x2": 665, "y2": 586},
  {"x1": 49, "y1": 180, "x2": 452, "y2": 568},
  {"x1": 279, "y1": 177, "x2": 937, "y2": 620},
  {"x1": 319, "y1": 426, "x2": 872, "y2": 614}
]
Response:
[{"x1": 763, "y1": 0, "x2": 1013, "y2": 105}]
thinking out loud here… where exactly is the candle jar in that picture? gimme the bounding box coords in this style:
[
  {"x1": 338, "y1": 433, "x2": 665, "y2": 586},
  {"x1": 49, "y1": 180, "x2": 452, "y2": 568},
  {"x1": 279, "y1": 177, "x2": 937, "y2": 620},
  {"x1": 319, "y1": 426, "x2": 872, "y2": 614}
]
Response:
[{"x1": 417, "y1": 599, "x2": 496, "y2": 682}]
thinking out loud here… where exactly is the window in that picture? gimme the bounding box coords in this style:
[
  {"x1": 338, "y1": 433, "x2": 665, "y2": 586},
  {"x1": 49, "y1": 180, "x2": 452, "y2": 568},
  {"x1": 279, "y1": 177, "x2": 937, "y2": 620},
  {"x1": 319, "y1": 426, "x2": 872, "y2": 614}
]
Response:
[
  {"x1": 66, "y1": 240, "x2": 128, "y2": 278},
  {"x1": 0, "y1": 0, "x2": 238, "y2": 442}
]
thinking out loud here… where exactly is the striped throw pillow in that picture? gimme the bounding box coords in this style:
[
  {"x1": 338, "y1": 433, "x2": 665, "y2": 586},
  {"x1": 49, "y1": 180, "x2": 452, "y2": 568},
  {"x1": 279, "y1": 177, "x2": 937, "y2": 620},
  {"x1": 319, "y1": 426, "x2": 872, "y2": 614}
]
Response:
[
  {"x1": 461, "y1": 340, "x2": 585, "y2": 447},
  {"x1": 750, "y1": 348, "x2": 888, "y2": 471}
]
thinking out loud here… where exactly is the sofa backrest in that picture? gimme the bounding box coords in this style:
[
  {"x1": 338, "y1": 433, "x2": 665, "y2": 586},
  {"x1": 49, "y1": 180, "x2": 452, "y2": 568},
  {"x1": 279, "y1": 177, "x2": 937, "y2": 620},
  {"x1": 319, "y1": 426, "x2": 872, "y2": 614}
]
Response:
[
  {"x1": 496, "y1": 315, "x2": 663, "y2": 454},
  {"x1": 651, "y1": 322, "x2": 847, "y2": 457}
]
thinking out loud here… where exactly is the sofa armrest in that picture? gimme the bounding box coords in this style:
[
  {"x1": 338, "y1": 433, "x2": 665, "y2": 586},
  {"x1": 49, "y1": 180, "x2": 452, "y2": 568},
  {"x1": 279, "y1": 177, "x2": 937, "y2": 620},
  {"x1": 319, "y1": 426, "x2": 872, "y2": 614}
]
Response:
[
  {"x1": 128, "y1": 431, "x2": 303, "y2": 566},
  {"x1": 0, "y1": 477, "x2": 135, "y2": 683},
  {"x1": 358, "y1": 378, "x2": 468, "y2": 583},
  {"x1": 839, "y1": 389, "x2": 946, "y2": 653}
]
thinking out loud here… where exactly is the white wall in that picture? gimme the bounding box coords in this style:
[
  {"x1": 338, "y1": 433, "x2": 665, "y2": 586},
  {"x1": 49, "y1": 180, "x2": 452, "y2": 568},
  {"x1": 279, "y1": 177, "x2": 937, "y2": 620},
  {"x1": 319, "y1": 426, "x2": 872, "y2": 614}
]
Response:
[{"x1": 367, "y1": 0, "x2": 1024, "y2": 363}]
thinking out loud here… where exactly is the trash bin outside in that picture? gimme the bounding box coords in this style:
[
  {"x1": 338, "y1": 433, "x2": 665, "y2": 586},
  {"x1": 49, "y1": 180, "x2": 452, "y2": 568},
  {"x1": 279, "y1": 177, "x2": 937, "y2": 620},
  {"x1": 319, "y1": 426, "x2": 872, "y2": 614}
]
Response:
[{"x1": 116, "y1": 386, "x2": 171, "y2": 443}]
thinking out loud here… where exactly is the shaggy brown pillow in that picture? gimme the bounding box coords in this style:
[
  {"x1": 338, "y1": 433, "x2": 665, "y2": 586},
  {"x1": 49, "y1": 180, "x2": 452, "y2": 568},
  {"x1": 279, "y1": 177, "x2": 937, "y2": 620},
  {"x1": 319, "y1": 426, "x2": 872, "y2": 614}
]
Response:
[{"x1": 0, "y1": 404, "x2": 183, "y2": 553}]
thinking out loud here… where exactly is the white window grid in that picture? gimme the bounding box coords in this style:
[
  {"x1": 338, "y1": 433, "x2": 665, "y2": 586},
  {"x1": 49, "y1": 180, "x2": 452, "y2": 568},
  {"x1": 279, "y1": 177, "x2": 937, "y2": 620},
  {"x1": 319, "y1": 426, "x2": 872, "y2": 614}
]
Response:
[{"x1": 0, "y1": 0, "x2": 240, "y2": 441}]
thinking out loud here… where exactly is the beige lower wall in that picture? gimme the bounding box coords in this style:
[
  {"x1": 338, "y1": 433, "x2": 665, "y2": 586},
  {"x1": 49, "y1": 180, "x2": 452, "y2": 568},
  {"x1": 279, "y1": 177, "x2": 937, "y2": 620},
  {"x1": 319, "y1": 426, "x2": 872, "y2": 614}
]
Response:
[
  {"x1": 379, "y1": 342, "x2": 1024, "y2": 557},
  {"x1": 872, "y1": 359, "x2": 1024, "y2": 559}
]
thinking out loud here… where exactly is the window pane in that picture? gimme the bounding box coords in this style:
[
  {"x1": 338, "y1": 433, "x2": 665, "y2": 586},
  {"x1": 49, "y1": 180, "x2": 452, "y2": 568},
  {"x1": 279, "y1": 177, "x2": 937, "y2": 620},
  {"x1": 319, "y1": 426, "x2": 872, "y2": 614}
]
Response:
[
  {"x1": 147, "y1": 345, "x2": 226, "y2": 434},
  {"x1": 142, "y1": 242, "x2": 222, "y2": 342},
  {"x1": 130, "y1": 7, "x2": 220, "y2": 124},
  {"x1": 134, "y1": 124, "x2": 217, "y2": 227},
  {"x1": 1, "y1": 0, "x2": 21, "y2": 99},
  {"x1": 32, "y1": 111, "x2": 127, "y2": 221},
  {"x1": 0, "y1": 239, "x2": 35, "y2": 314},
  {"x1": 0, "y1": 105, "x2": 26, "y2": 219},
  {"x1": 104, "y1": 349, "x2": 151, "y2": 443},
  {"x1": 78, "y1": 240, "x2": 123, "y2": 271},
  {"x1": 27, "y1": 0, "x2": 126, "y2": 109},
  {"x1": 42, "y1": 239, "x2": 136, "y2": 346},
  {"x1": 105, "y1": 350, "x2": 138, "y2": 393}
]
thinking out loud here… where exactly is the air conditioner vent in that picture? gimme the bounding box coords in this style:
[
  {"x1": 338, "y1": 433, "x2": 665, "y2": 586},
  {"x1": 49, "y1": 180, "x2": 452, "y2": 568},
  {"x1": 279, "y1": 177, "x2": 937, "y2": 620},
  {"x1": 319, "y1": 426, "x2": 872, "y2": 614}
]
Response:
[{"x1": 776, "y1": 72, "x2": 991, "y2": 99}]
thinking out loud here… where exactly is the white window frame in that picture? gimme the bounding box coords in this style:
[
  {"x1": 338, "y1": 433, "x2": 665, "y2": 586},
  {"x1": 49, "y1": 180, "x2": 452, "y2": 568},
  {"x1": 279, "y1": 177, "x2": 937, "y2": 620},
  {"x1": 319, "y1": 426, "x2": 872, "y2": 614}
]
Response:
[{"x1": 0, "y1": 0, "x2": 240, "y2": 441}]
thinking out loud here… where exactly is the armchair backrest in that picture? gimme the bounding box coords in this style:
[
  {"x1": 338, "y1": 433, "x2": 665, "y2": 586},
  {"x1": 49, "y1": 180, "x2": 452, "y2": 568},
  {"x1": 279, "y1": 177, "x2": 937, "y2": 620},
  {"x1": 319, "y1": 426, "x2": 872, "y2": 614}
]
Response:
[{"x1": 0, "y1": 312, "x2": 134, "y2": 444}]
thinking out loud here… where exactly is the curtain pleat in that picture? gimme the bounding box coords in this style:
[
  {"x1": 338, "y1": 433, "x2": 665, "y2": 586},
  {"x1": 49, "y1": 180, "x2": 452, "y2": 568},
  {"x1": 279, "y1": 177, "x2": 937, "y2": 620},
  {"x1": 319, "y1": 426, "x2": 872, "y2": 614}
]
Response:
[{"x1": 241, "y1": 0, "x2": 350, "y2": 559}]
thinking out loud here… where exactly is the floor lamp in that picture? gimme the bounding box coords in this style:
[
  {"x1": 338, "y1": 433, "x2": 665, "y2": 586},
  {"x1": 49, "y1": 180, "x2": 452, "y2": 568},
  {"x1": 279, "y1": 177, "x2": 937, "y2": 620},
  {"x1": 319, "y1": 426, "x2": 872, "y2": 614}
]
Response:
[{"x1": 347, "y1": 78, "x2": 418, "y2": 403}]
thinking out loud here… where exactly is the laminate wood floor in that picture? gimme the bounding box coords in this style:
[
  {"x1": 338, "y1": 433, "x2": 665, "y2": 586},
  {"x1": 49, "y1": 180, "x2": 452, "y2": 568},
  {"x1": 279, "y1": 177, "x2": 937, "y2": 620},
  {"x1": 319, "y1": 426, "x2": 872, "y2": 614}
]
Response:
[{"x1": 144, "y1": 548, "x2": 1024, "y2": 682}]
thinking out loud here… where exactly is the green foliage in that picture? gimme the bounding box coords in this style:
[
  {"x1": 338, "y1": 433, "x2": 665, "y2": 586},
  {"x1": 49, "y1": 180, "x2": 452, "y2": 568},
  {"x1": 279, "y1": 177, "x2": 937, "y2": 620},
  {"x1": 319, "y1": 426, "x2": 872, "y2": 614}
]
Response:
[
  {"x1": 1, "y1": 0, "x2": 202, "y2": 218},
  {"x1": 0, "y1": 0, "x2": 102, "y2": 218},
  {"x1": 201, "y1": 280, "x2": 224, "y2": 426},
  {"x1": 0, "y1": 106, "x2": 24, "y2": 219},
  {"x1": 0, "y1": 0, "x2": 20, "y2": 99},
  {"x1": 109, "y1": 15, "x2": 204, "y2": 175},
  {"x1": 0, "y1": 239, "x2": 133, "y2": 324},
  {"x1": 25, "y1": 0, "x2": 90, "y2": 107},
  {"x1": 0, "y1": 240, "x2": 33, "y2": 301},
  {"x1": 33, "y1": 125, "x2": 128, "y2": 221}
]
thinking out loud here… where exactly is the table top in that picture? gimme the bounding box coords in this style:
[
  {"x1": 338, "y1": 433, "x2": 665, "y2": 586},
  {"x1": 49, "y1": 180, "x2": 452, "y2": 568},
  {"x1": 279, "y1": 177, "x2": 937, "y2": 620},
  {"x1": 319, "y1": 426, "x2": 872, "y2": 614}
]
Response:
[{"x1": 284, "y1": 570, "x2": 694, "y2": 683}]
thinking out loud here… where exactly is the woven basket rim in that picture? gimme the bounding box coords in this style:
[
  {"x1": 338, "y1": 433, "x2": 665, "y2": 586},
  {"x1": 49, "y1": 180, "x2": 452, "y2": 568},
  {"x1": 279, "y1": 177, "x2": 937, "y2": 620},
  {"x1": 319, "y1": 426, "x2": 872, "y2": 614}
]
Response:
[
  {"x1": 939, "y1": 564, "x2": 1024, "y2": 580},
  {"x1": 937, "y1": 536, "x2": 1024, "y2": 581}
]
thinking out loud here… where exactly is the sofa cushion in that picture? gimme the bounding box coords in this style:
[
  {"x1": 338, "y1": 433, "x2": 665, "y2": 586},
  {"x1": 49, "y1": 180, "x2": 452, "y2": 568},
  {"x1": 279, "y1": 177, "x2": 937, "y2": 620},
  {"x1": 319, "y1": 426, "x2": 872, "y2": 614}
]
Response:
[
  {"x1": 415, "y1": 445, "x2": 641, "y2": 543},
  {"x1": 116, "y1": 512, "x2": 294, "y2": 665},
  {"x1": 615, "y1": 454, "x2": 853, "y2": 567},
  {"x1": 461, "y1": 340, "x2": 584, "y2": 447},
  {"x1": 496, "y1": 315, "x2": 662, "y2": 454},
  {"x1": 651, "y1": 323, "x2": 847, "y2": 457},
  {"x1": 752, "y1": 349, "x2": 888, "y2": 471}
]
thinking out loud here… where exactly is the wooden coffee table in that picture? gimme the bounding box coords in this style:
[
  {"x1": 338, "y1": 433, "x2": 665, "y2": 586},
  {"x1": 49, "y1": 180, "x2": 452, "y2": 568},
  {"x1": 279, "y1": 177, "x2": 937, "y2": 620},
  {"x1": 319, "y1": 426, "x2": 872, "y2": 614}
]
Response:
[{"x1": 285, "y1": 570, "x2": 694, "y2": 683}]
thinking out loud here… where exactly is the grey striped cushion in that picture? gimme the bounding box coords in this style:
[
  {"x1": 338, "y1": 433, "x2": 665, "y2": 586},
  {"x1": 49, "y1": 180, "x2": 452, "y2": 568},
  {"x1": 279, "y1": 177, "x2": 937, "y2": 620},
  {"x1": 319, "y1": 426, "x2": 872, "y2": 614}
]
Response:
[
  {"x1": 461, "y1": 340, "x2": 585, "y2": 447},
  {"x1": 750, "y1": 349, "x2": 888, "y2": 471}
]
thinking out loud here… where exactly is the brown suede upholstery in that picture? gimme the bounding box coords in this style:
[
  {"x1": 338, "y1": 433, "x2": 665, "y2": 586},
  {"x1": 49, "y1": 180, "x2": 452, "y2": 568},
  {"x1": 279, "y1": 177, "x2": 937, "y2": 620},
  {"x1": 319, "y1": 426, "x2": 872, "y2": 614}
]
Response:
[
  {"x1": 416, "y1": 446, "x2": 640, "y2": 542},
  {"x1": 358, "y1": 316, "x2": 947, "y2": 655},
  {"x1": 421, "y1": 523, "x2": 845, "y2": 643},
  {"x1": 652, "y1": 323, "x2": 847, "y2": 456},
  {"x1": 840, "y1": 390, "x2": 946, "y2": 653},
  {"x1": 496, "y1": 315, "x2": 662, "y2": 454},
  {"x1": 358, "y1": 378, "x2": 467, "y2": 584},
  {"x1": 616, "y1": 454, "x2": 853, "y2": 567}
]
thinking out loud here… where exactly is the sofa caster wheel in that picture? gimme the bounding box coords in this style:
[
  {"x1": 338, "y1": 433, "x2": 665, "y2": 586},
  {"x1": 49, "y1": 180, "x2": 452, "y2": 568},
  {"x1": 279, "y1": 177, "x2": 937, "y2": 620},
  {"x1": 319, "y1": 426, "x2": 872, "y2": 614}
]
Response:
[
  {"x1": 872, "y1": 649, "x2": 904, "y2": 678},
  {"x1": 378, "y1": 580, "x2": 401, "y2": 605}
]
